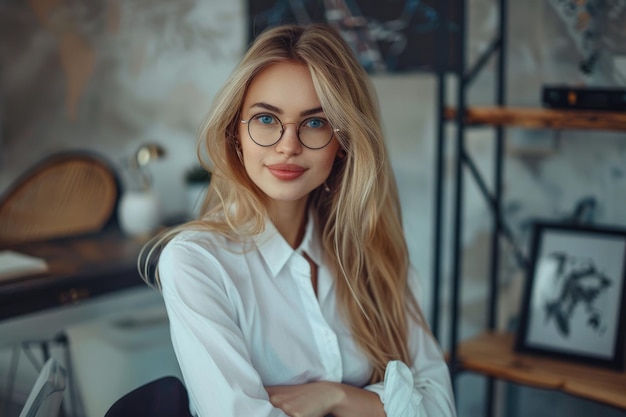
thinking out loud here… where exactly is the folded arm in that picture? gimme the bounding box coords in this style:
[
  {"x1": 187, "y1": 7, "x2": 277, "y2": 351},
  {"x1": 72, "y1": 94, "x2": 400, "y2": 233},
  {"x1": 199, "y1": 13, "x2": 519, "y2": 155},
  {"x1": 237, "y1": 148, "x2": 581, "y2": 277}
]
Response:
[{"x1": 266, "y1": 381, "x2": 385, "y2": 417}]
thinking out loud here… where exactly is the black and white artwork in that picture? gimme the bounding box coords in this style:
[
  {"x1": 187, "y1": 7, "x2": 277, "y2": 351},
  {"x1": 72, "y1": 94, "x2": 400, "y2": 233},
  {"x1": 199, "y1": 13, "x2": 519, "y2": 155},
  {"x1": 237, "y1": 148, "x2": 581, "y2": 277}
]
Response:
[{"x1": 516, "y1": 222, "x2": 626, "y2": 370}]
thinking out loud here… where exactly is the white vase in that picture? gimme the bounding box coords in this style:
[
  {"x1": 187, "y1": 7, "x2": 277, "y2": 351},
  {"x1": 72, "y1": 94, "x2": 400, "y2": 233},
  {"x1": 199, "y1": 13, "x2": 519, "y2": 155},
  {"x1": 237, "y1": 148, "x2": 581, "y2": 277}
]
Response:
[{"x1": 118, "y1": 189, "x2": 161, "y2": 237}]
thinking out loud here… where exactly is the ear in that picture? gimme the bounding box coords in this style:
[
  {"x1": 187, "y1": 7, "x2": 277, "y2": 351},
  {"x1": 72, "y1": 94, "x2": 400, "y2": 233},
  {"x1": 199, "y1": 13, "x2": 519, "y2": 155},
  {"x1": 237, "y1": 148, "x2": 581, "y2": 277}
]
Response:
[{"x1": 337, "y1": 149, "x2": 347, "y2": 159}]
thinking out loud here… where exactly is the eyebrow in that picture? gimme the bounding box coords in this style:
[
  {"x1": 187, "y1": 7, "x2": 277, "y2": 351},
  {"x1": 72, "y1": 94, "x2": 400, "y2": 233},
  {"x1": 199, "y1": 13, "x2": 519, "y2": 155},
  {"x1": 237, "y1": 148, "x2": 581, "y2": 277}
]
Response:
[{"x1": 249, "y1": 102, "x2": 325, "y2": 117}]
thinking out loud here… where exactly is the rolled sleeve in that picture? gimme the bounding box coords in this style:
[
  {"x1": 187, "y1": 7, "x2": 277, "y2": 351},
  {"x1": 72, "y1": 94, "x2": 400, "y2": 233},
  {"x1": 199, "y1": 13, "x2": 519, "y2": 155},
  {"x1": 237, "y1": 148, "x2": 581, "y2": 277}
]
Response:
[
  {"x1": 366, "y1": 360, "x2": 454, "y2": 417},
  {"x1": 364, "y1": 268, "x2": 456, "y2": 417}
]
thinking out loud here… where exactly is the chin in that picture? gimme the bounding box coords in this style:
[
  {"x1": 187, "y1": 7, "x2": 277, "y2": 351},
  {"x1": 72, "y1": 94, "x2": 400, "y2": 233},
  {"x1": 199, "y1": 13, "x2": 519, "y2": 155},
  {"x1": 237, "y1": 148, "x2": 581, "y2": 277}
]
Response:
[
  {"x1": 264, "y1": 187, "x2": 316, "y2": 204},
  {"x1": 267, "y1": 193, "x2": 310, "y2": 203}
]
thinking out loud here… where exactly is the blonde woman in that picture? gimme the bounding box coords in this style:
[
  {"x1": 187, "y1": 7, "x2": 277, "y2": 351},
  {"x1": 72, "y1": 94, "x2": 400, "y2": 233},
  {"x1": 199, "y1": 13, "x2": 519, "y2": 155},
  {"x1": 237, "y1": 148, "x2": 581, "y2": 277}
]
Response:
[{"x1": 142, "y1": 24, "x2": 455, "y2": 417}]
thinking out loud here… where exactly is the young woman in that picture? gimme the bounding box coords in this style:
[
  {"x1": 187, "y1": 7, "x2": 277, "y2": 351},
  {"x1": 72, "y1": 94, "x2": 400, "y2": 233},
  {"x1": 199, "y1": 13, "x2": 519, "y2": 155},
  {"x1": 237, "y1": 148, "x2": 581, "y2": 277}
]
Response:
[{"x1": 141, "y1": 23, "x2": 455, "y2": 417}]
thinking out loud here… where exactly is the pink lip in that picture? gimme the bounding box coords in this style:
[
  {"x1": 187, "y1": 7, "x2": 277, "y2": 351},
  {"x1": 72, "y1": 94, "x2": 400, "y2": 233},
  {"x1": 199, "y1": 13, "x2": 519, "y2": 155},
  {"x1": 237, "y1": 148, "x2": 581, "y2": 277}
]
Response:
[{"x1": 266, "y1": 163, "x2": 306, "y2": 180}]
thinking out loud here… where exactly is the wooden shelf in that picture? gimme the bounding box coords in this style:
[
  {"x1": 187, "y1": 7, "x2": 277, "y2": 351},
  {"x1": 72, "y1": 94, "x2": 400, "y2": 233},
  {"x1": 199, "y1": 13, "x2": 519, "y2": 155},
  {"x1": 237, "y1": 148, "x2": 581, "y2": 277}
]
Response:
[
  {"x1": 457, "y1": 332, "x2": 626, "y2": 410},
  {"x1": 445, "y1": 106, "x2": 626, "y2": 131}
]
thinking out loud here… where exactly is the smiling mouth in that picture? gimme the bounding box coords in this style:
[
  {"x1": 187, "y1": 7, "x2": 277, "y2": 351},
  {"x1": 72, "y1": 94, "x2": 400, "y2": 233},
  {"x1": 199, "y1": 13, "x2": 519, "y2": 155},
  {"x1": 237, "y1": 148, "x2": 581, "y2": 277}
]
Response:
[{"x1": 266, "y1": 164, "x2": 306, "y2": 180}]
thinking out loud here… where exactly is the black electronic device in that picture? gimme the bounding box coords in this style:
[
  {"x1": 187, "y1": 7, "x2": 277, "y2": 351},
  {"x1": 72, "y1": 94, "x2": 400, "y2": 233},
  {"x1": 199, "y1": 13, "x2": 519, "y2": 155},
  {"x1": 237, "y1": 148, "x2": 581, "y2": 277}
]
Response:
[{"x1": 542, "y1": 85, "x2": 626, "y2": 111}]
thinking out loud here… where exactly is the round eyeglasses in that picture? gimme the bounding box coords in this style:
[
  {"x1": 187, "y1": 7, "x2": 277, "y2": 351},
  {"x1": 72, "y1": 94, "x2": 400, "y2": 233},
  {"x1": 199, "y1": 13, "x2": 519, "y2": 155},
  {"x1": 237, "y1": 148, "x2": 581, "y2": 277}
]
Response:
[{"x1": 241, "y1": 113, "x2": 339, "y2": 150}]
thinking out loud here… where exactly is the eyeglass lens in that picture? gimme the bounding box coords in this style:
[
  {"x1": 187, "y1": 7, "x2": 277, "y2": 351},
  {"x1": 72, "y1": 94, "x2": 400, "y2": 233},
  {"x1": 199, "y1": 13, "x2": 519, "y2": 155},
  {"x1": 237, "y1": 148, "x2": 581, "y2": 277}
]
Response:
[{"x1": 245, "y1": 113, "x2": 334, "y2": 149}]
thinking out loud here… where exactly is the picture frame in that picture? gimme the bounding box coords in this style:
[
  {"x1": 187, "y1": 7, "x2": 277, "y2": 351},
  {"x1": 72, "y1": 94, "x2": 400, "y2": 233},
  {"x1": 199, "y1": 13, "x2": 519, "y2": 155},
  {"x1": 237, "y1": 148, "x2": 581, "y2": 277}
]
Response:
[
  {"x1": 246, "y1": 0, "x2": 461, "y2": 73},
  {"x1": 515, "y1": 221, "x2": 626, "y2": 371}
]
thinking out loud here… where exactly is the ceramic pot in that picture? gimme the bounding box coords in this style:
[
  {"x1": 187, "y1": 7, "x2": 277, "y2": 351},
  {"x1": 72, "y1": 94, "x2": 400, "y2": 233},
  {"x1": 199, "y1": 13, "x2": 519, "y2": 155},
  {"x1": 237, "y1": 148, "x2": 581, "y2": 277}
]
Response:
[{"x1": 118, "y1": 190, "x2": 161, "y2": 237}]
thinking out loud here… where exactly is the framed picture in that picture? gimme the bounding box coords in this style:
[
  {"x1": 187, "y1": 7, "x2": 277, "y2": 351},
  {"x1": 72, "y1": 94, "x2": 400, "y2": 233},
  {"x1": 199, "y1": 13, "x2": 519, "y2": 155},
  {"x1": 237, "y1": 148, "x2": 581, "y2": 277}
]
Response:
[
  {"x1": 515, "y1": 221, "x2": 626, "y2": 371},
  {"x1": 246, "y1": 0, "x2": 461, "y2": 73}
]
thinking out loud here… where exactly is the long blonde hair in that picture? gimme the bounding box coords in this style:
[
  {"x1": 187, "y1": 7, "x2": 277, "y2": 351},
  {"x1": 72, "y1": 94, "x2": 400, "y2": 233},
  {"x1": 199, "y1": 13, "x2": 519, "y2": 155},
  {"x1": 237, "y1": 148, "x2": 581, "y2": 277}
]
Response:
[{"x1": 141, "y1": 23, "x2": 426, "y2": 383}]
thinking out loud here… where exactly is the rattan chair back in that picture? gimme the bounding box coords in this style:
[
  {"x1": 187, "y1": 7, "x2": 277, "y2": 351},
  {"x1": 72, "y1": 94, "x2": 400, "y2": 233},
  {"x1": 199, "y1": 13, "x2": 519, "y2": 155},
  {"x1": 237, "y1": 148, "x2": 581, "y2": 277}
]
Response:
[{"x1": 0, "y1": 153, "x2": 119, "y2": 244}]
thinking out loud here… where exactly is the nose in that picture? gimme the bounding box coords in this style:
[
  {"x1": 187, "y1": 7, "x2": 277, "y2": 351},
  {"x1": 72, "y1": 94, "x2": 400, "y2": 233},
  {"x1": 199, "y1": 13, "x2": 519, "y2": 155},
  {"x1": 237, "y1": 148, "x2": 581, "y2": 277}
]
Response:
[{"x1": 275, "y1": 122, "x2": 302, "y2": 155}]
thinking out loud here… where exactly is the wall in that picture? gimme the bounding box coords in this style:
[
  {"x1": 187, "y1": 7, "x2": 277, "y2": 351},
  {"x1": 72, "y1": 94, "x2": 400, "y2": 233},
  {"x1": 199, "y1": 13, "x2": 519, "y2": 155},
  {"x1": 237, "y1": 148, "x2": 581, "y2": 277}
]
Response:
[{"x1": 0, "y1": 0, "x2": 246, "y2": 219}]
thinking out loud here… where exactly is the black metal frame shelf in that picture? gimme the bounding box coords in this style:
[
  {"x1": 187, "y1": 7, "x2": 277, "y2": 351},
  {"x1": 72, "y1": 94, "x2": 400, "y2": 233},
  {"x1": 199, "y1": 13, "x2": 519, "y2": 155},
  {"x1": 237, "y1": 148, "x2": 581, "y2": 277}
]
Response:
[
  {"x1": 431, "y1": 1, "x2": 626, "y2": 416},
  {"x1": 432, "y1": 1, "x2": 509, "y2": 416},
  {"x1": 432, "y1": 0, "x2": 509, "y2": 355}
]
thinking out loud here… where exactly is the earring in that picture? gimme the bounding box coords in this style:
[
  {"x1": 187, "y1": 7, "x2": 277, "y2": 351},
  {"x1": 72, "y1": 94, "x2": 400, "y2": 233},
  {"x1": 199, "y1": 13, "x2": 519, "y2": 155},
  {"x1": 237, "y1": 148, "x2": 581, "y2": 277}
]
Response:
[{"x1": 323, "y1": 181, "x2": 331, "y2": 192}]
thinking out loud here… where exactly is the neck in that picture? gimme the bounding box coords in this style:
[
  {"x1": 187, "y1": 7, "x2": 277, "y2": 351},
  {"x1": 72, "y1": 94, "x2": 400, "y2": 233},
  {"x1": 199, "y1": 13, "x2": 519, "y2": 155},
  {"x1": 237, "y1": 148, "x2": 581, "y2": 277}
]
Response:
[{"x1": 267, "y1": 200, "x2": 308, "y2": 249}]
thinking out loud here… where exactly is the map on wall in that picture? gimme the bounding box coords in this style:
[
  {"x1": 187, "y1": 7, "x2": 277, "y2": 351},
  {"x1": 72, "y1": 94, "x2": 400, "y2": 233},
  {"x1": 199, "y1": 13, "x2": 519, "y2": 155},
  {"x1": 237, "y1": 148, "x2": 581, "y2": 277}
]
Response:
[{"x1": 247, "y1": 0, "x2": 460, "y2": 73}]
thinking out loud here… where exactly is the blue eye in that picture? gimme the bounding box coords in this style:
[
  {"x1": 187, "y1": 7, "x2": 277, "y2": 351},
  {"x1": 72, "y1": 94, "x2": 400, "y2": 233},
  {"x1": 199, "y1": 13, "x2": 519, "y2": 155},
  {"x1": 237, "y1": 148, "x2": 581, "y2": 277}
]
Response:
[
  {"x1": 254, "y1": 114, "x2": 276, "y2": 125},
  {"x1": 304, "y1": 118, "x2": 326, "y2": 129}
]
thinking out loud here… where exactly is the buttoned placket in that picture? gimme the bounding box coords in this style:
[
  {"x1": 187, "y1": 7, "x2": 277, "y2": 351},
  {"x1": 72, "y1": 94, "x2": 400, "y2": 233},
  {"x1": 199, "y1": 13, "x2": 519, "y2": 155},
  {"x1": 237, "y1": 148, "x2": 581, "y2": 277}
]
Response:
[{"x1": 291, "y1": 250, "x2": 343, "y2": 382}]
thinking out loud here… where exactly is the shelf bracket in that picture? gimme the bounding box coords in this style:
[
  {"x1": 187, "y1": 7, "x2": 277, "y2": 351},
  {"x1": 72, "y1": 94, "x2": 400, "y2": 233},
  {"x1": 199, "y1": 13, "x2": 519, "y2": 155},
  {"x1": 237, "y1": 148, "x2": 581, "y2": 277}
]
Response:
[
  {"x1": 461, "y1": 149, "x2": 529, "y2": 270},
  {"x1": 463, "y1": 36, "x2": 502, "y2": 87}
]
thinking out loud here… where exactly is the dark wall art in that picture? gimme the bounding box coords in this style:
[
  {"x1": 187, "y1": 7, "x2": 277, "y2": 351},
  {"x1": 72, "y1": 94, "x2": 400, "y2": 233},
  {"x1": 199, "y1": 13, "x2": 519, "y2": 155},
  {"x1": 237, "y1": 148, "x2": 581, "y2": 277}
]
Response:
[{"x1": 247, "y1": 0, "x2": 460, "y2": 73}]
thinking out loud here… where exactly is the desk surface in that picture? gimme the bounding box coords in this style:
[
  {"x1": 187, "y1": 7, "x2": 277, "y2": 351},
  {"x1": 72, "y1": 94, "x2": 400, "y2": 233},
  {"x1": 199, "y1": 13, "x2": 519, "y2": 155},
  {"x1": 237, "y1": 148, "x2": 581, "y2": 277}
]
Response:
[{"x1": 0, "y1": 227, "x2": 149, "y2": 321}]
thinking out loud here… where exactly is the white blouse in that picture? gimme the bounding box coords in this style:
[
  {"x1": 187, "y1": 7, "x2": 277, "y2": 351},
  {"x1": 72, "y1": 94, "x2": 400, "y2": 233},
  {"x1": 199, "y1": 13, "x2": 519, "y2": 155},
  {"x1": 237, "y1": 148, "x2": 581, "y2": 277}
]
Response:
[{"x1": 158, "y1": 216, "x2": 456, "y2": 417}]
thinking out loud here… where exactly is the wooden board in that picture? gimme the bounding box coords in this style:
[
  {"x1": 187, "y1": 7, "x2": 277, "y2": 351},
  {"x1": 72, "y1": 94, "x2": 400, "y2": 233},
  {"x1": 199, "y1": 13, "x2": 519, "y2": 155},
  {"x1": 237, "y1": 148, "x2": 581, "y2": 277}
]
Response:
[
  {"x1": 457, "y1": 332, "x2": 626, "y2": 410},
  {"x1": 445, "y1": 106, "x2": 626, "y2": 131}
]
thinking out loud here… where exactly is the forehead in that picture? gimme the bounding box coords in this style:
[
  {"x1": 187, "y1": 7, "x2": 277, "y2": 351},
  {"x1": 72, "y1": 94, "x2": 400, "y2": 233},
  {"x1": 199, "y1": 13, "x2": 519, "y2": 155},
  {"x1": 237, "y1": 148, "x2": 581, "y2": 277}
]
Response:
[{"x1": 242, "y1": 62, "x2": 322, "y2": 113}]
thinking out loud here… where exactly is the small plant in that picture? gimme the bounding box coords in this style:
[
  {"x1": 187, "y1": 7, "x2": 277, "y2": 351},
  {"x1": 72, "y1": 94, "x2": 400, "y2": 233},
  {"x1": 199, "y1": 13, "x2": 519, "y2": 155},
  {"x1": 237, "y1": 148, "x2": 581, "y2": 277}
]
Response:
[{"x1": 185, "y1": 165, "x2": 211, "y2": 184}]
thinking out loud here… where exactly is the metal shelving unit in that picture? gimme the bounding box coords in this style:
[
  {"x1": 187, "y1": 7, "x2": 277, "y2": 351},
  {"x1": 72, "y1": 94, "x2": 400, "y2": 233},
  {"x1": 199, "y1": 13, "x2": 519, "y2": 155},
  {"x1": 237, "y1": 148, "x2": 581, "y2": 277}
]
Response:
[{"x1": 431, "y1": 1, "x2": 626, "y2": 416}]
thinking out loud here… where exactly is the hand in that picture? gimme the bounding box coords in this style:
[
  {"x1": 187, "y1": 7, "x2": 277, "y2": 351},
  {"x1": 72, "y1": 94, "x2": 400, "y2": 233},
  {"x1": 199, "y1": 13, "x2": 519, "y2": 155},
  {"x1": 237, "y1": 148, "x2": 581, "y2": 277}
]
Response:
[{"x1": 266, "y1": 381, "x2": 343, "y2": 417}]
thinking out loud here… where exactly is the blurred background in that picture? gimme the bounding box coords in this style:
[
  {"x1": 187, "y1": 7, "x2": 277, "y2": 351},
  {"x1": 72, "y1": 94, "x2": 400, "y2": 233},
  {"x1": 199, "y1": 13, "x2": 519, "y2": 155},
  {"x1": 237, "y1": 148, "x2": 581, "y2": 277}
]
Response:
[{"x1": 0, "y1": 0, "x2": 625, "y2": 416}]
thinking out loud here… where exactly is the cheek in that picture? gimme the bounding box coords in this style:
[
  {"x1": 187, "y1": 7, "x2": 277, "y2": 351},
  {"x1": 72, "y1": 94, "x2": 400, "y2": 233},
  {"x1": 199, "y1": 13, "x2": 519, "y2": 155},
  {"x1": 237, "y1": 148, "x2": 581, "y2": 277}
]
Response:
[
  {"x1": 238, "y1": 130, "x2": 256, "y2": 163},
  {"x1": 320, "y1": 143, "x2": 342, "y2": 173},
  {"x1": 240, "y1": 142, "x2": 266, "y2": 180},
  {"x1": 320, "y1": 155, "x2": 337, "y2": 174}
]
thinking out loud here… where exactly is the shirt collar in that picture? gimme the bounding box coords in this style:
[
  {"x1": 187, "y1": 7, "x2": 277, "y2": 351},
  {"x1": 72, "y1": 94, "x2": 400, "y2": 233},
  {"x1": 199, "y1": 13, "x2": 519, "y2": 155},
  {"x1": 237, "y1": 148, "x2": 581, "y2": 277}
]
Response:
[{"x1": 253, "y1": 212, "x2": 323, "y2": 277}]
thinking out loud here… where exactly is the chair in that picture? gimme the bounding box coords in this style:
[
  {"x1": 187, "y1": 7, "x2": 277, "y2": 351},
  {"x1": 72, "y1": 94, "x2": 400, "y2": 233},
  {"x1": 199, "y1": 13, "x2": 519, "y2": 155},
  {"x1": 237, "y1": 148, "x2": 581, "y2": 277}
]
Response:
[
  {"x1": 0, "y1": 152, "x2": 119, "y2": 244},
  {"x1": 18, "y1": 357, "x2": 67, "y2": 417},
  {"x1": 103, "y1": 376, "x2": 193, "y2": 417},
  {"x1": 1, "y1": 152, "x2": 119, "y2": 416}
]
